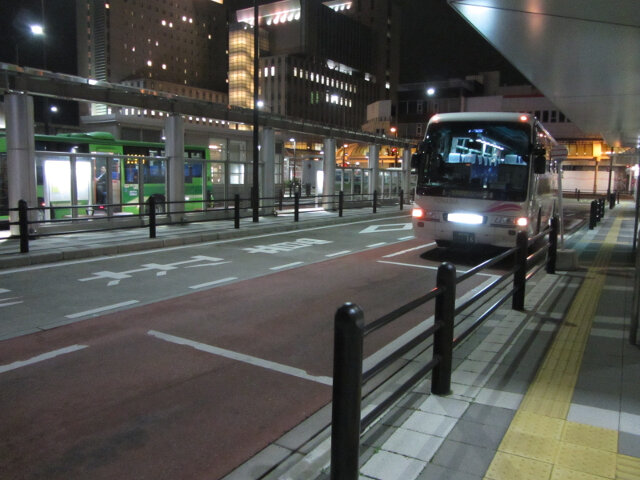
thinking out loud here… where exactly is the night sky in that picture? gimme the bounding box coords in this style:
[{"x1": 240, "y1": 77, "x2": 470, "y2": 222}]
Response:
[{"x1": 0, "y1": 0, "x2": 525, "y2": 105}]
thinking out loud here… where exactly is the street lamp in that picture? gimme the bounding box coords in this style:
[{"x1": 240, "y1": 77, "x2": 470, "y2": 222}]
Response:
[
  {"x1": 289, "y1": 137, "x2": 296, "y2": 194},
  {"x1": 426, "y1": 87, "x2": 436, "y2": 96}
]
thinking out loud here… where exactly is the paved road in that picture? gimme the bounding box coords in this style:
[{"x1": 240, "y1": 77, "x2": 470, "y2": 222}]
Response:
[{"x1": 0, "y1": 217, "x2": 504, "y2": 479}]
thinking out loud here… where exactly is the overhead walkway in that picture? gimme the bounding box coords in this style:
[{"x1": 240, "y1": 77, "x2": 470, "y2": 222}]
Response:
[{"x1": 227, "y1": 200, "x2": 640, "y2": 480}]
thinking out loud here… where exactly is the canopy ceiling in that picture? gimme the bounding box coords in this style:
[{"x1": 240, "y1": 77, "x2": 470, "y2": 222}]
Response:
[{"x1": 449, "y1": 0, "x2": 640, "y2": 149}]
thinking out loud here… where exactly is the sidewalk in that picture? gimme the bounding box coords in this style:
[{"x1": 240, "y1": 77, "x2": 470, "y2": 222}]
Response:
[
  {"x1": 226, "y1": 200, "x2": 640, "y2": 480},
  {"x1": 0, "y1": 205, "x2": 409, "y2": 270}
]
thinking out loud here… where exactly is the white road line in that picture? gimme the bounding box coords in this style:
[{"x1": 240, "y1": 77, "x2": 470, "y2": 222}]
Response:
[
  {"x1": 367, "y1": 242, "x2": 387, "y2": 248},
  {"x1": 378, "y1": 260, "x2": 439, "y2": 270},
  {"x1": 326, "y1": 250, "x2": 352, "y2": 257},
  {"x1": 383, "y1": 242, "x2": 436, "y2": 258},
  {"x1": 189, "y1": 277, "x2": 238, "y2": 289},
  {"x1": 65, "y1": 300, "x2": 140, "y2": 319},
  {"x1": 0, "y1": 300, "x2": 24, "y2": 308},
  {"x1": 378, "y1": 260, "x2": 497, "y2": 277},
  {"x1": 270, "y1": 262, "x2": 304, "y2": 271},
  {"x1": 397, "y1": 235, "x2": 415, "y2": 240},
  {"x1": 0, "y1": 345, "x2": 88, "y2": 374},
  {"x1": 148, "y1": 330, "x2": 332, "y2": 386}
]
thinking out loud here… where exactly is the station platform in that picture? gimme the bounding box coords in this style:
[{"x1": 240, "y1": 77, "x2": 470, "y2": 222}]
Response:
[{"x1": 226, "y1": 201, "x2": 640, "y2": 480}]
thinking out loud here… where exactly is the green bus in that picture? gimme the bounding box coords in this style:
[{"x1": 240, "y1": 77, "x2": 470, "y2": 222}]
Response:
[{"x1": 1, "y1": 132, "x2": 217, "y2": 223}]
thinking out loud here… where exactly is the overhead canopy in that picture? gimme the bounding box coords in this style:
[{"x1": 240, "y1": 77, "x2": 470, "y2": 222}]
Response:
[{"x1": 448, "y1": 0, "x2": 640, "y2": 148}]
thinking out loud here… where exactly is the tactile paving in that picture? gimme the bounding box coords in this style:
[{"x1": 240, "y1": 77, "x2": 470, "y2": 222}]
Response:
[
  {"x1": 562, "y1": 421, "x2": 618, "y2": 452},
  {"x1": 555, "y1": 441, "x2": 617, "y2": 478},
  {"x1": 616, "y1": 454, "x2": 640, "y2": 480},
  {"x1": 484, "y1": 451, "x2": 552, "y2": 480}
]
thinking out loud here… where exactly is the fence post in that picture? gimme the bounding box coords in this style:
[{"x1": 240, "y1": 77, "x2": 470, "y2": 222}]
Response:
[
  {"x1": 18, "y1": 199, "x2": 29, "y2": 253},
  {"x1": 546, "y1": 215, "x2": 558, "y2": 274},
  {"x1": 234, "y1": 194, "x2": 240, "y2": 229},
  {"x1": 432, "y1": 262, "x2": 456, "y2": 395},
  {"x1": 512, "y1": 231, "x2": 528, "y2": 310},
  {"x1": 148, "y1": 196, "x2": 157, "y2": 238},
  {"x1": 600, "y1": 198, "x2": 605, "y2": 219},
  {"x1": 339, "y1": 191, "x2": 344, "y2": 217},
  {"x1": 589, "y1": 200, "x2": 597, "y2": 229},
  {"x1": 373, "y1": 190, "x2": 377, "y2": 213},
  {"x1": 399, "y1": 189, "x2": 404, "y2": 211},
  {"x1": 294, "y1": 191, "x2": 300, "y2": 222},
  {"x1": 330, "y1": 303, "x2": 365, "y2": 480}
]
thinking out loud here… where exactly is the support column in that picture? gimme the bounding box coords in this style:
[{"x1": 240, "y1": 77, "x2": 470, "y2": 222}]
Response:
[
  {"x1": 261, "y1": 127, "x2": 275, "y2": 212},
  {"x1": 369, "y1": 144, "x2": 380, "y2": 196},
  {"x1": 323, "y1": 137, "x2": 336, "y2": 210},
  {"x1": 165, "y1": 114, "x2": 185, "y2": 220},
  {"x1": 6, "y1": 93, "x2": 37, "y2": 235},
  {"x1": 402, "y1": 148, "x2": 412, "y2": 197}
]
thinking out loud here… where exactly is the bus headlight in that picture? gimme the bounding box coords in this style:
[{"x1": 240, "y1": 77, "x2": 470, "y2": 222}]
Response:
[
  {"x1": 491, "y1": 216, "x2": 528, "y2": 227},
  {"x1": 412, "y1": 208, "x2": 440, "y2": 221}
]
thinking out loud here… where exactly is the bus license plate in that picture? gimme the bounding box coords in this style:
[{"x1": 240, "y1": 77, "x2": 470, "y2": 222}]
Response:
[{"x1": 453, "y1": 231, "x2": 475, "y2": 244}]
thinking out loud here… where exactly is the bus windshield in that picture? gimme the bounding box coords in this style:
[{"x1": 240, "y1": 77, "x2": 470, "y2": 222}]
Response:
[{"x1": 417, "y1": 121, "x2": 532, "y2": 202}]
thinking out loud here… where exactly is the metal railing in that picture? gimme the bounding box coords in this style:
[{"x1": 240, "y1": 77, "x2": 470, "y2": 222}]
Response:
[
  {"x1": 7, "y1": 189, "x2": 408, "y2": 254},
  {"x1": 329, "y1": 218, "x2": 559, "y2": 479}
]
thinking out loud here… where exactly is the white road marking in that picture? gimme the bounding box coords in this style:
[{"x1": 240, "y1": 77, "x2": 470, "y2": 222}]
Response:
[
  {"x1": 378, "y1": 259, "x2": 498, "y2": 278},
  {"x1": 378, "y1": 260, "x2": 439, "y2": 271},
  {"x1": 65, "y1": 300, "x2": 139, "y2": 319},
  {"x1": 148, "y1": 330, "x2": 332, "y2": 386},
  {"x1": 189, "y1": 277, "x2": 238, "y2": 290},
  {"x1": 383, "y1": 242, "x2": 436, "y2": 258},
  {"x1": 0, "y1": 298, "x2": 24, "y2": 307},
  {"x1": 397, "y1": 235, "x2": 415, "y2": 240},
  {"x1": 326, "y1": 250, "x2": 352, "y2": 257},
  {"x1": 360, "y1": 223, "x2": 412, "y2": 234},
  {"x1": 270, "y1": 262, "x2": 304, "y2": 271},
  {"x1": 367, "y1": 242, "x2": 387, "y2": 248},
  {"x1": 0, "y1": 345, "x2": 88, "y2": 374},
  {"x1": 0, "y1": 215, "x2": 409, "y2": 274}
]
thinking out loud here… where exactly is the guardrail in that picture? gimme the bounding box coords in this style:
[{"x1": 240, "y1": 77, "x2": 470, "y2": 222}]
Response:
[
  {"x1": 7, "y1": 189, "x2": 407, "y2": 254},
  {"x1": 329, "y1": 218, "x2": 559, "y2": 479}
]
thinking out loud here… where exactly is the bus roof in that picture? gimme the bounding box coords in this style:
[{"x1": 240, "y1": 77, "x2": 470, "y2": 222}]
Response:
[{"x1": 427, "y1": 112, "x2": 536, "y2": 126}]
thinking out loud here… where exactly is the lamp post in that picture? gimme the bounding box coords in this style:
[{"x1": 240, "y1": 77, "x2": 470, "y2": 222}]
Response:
[
  {"x1": 390, "y1": 127, "x2": 398, "y2": 168},
  {"x1": 290, "y1": 137, "x2": 297, "y2": 194}
]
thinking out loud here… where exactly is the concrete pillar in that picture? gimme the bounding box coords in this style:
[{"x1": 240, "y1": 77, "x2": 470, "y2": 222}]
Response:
[
  {"x1": 323, "y1": 138, "x2": 336, "y2": 209},
  {"x1": 6, "y1": 93, "x2": 37, "y2": 235},
  {"x1": 369, "y1": 144, "x2": 380, "y2": 196},
  {"x1": 165, "y1": 114, "x2": 185, "y2": 219},
  {"x1": 402, "y1": 148, "x2": 412, "y2": 198},
  {"x1": 261, "y1": 127, "x2": 275, "y2": 212}
]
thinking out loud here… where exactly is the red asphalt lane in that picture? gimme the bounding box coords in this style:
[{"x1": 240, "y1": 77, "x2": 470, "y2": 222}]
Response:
[{"x1": 0, "y1": 241, "x2": 487, "y2": 479}]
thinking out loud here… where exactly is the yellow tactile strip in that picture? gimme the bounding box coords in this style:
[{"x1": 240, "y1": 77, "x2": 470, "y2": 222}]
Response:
[{"x1": 484, "y1": 217, "x2": 640, "y2": 480}]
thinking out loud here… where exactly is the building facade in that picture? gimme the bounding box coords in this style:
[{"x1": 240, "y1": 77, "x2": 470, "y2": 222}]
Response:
[
  {"x1": 76, "y1": 0, "x2": 228, "y2": 116},
  {"x1": 230, "y1": 0, "x2": 400, "y2": 130}
]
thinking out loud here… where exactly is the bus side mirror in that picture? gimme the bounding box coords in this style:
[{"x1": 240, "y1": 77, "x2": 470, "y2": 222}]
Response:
[{"x1": 533, "y1": 154, "x2": 546, "y2": 174}]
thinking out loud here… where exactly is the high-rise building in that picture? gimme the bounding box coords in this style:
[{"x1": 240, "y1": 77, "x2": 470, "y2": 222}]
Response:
[
  {"x1": 76, "y1": 0, "x2": 228, "y2": 116},
  {"x1": 229, "y1": 0, "x2": 401, "y2": 129}
]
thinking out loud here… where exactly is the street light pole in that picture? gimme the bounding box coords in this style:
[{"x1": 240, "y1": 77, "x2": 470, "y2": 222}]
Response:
[{"x1": 252, "y1": 0, "x2": 260, "y2": 222}]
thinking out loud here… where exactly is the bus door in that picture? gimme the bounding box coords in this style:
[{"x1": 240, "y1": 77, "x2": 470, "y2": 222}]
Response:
[
  {"x1": 109, "y1": 156, "x2": 122, "y2": 213},
  {"x1": 184, "y1": 159, "x2": 205, "y2": 211},
  {"x1": 123, "y1": 157, "x2": 141, "y2": 214}
]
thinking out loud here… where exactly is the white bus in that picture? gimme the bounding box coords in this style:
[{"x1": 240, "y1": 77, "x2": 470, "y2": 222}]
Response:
[{"x1": 411, "y1": 112, "x2": 559, "y2": 249}]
